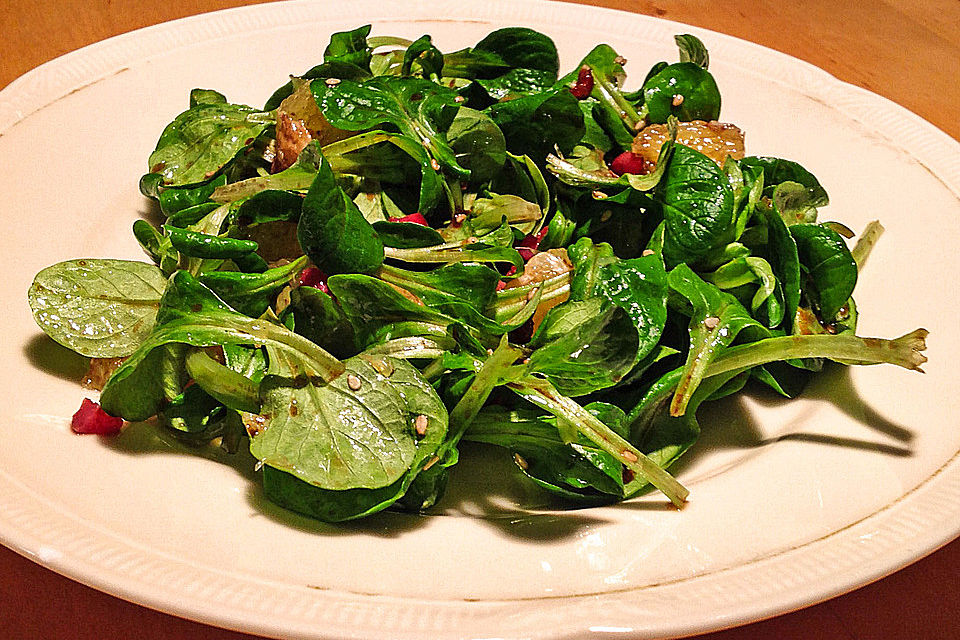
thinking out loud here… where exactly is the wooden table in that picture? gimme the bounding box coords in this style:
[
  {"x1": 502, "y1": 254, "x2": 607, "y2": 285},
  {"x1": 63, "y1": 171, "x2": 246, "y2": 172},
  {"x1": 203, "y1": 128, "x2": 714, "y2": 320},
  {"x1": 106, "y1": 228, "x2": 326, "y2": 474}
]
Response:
[{"x1": 2, "y1": 1, "x2": 958, "y2": 638}]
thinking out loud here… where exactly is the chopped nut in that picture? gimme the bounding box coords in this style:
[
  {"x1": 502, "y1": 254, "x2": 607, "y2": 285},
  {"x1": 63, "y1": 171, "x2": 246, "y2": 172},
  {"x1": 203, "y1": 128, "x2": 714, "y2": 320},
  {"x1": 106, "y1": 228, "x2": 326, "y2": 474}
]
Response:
[
  {"x1": 704, "y1": 316, "x2": 720, "y2": 329},
  {"x1": 592, "y1": 190, "x2": 608, "y2": 200},
  {"x1": 614, "y1": 55, "x2": 627, "y2": 65},
  {"x1": 454, "y1": 95, "x2": 465, "y2": 103},
  {"x1": 430, "y1": 158, "x2": 441, "y2": 171},
  {"x1": 672, "y1": 93, "x2": 685, "y2": 107},
  {"x1": 641, "y1": 249, "x2": 655, "y2": 257},
  {"x1": 423, "y1": 455, "x2": 440, "y2": 470},
  {"x1": 621, "y1": 449, "x2": 639, "y2": 463},
  {"x1": 414, "y1": 414, "x2": 429, "y2": 436},
  {"x1": 347, "y1": 374, "x2": 362, "y2": 390}
]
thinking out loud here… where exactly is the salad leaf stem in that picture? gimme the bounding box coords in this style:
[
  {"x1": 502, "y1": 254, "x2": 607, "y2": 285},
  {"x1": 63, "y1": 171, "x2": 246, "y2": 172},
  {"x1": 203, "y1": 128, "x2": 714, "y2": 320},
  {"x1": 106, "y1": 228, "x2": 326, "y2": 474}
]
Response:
[
  {"x1": 509, "y1": 376, "x2": 689, "y2": 507},
  {"x1": 706, "y1": 329, "x2": 928, "y2": 380}
]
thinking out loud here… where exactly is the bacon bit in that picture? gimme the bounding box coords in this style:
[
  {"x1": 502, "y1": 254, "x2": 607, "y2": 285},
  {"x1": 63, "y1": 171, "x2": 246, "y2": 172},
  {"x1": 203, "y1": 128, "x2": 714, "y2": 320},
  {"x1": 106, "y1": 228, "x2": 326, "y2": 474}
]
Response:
[
  {"x1": 704, "y1": 316, "x2": 720, "y2": 329},
  {"x1": 297, "y1": 267, "x2": 330, "y2": 293},
  {"x1": 388, "y1": 212, "x2": 429, "y2": 226},
  {"x1": 569, "y1": 65, "x2": 594, "y2": 99},
  {"x1": 513, "y1": 453, "x2": 529, "y2": 470},
  {"x1": 633, "y1": 120, "x2": 745, "y2": 167},
  {"x1": 242, "y1": 413, "x2": 267, "y2": 437},
  {"x1": 495, "y1": 280, "x2": 507, "y2": 291},
  {"x1": 347, "y1": 374, "x2": 362, "y2": 391},
  {"x1": 81, "y1": 357, "x2": 126, "y2": 390},
  {"x1": 272, "y1": 111, "x2": 313, "y2": 172},
  {"x1": 414, "y1": 414, "x2": 429, "y2": 437},
  {"x1": 451, "y1": 212, "x2": 467, "y2": 228},
  {"x1": 362, "y1": 355, "x2": 395, "y2": 378},
  {"x1": 610, "y1": 151, "x2": 648, "y2": 176},
  {"x1": 325, "y1": 77, "x2": 341, "y2": 86},
  {"x1": 621, "y1": 449, "x2": 639, "y2": 463},
  {"x1": 671, "y1": 93, "x2": 685, "y2": 107},
  {"x1": 71, "y1": 398, "x2": 123, "y2": 435}
]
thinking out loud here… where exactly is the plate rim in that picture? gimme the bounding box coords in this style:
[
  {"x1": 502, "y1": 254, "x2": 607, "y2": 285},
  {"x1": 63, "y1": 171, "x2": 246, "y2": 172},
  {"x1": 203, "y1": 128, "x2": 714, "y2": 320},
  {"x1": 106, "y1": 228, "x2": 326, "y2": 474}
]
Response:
[{"x1": 2, "y1": 1, "x2": 959, "y2": 638}]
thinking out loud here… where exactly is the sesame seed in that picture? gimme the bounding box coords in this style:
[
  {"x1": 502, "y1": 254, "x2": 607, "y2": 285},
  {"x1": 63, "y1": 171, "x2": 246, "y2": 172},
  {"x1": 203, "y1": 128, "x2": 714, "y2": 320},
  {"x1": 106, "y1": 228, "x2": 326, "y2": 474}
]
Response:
[
  {"x1": 621, "y1": 449, "x2": 639, "y2": 463},
  {"x1": 513, "y1": 453, "x2": 529, "y2": 470},
  {"x1": 347, "y1": 374, "x2": 362, "y2": 390},
  {"x1": 325, "y1": 77, "x2": 341, "y2": 86},
  {"x1": 414, "y1": 414, "x2": 429, "y2": 436},
  {"x1": 704, "y1": 316, "x2": 720, "y2": 329},
  {"x1": 672, "y1": 94, "x2": 685, "y2": 107}
]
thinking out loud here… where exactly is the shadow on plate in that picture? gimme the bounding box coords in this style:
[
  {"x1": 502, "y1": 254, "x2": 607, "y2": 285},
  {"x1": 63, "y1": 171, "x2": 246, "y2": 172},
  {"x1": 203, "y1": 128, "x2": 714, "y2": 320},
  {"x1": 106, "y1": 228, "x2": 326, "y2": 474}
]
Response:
[
  {"x1": 22, "y1": 333, "x2": 89, "y2": 383},
  {"x1": 669, "y1": 363, "x2": 914, "y2": 482},
  {"x1": 29, "y1": 330, "x2": 915, "y2": 540}
]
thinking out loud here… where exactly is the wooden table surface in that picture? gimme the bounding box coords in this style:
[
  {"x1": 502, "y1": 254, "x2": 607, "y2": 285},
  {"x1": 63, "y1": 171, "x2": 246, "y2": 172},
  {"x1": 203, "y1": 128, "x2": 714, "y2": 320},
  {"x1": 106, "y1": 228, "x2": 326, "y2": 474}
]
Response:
[{"x1": 1, "y1": 1, "x2": 958, "y2": 638}]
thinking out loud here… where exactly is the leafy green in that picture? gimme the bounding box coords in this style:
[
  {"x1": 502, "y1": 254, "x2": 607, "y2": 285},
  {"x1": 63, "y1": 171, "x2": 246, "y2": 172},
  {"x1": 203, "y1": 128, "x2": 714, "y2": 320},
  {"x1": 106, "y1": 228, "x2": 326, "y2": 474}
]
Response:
[
  {"x1": 28, "y1": 259, "x2": 167, "y2": 357},
  {"x1": 148, "y1": 100, "x2": 272, "y2": 186},
  {"x1": 297, "y1": 155, "x2": 384, "y2": 275},
  {"x1": 252, "y1": 353, "x2": 447, "y2": 490}
]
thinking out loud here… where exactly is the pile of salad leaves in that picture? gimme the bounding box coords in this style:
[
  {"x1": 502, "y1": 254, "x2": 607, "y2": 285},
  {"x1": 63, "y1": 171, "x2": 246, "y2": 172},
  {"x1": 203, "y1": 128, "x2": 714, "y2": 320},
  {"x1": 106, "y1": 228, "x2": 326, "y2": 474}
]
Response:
[{"x1": 27, "y1": 26, "x2": 928, "y2": 522}]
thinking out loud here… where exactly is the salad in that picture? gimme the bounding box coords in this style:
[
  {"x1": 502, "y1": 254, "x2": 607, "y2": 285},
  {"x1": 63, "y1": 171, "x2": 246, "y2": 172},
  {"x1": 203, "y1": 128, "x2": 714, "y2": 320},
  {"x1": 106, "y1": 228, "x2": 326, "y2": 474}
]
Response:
[{"x1": 27, "y1": 26, "x2": 928, "y2": 522}]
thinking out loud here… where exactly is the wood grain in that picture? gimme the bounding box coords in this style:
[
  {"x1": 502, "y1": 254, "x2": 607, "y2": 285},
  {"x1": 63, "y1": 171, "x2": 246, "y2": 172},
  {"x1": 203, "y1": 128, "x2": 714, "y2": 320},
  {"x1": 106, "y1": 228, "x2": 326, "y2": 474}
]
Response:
[{"x1": 1, "y1": 1, "x2": 958, "y2": 639}]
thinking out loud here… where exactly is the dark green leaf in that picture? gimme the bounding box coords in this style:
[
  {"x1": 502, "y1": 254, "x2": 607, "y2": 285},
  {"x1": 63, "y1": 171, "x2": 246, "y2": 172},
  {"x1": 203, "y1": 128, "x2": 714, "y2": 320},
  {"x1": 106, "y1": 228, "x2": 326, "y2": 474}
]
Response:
[
  {"x1": 297, "y1": 155, "x2": 384, "y2": 275},
  {"x1": 790, "y1": 223, "x2": 858, "y2": 319}
]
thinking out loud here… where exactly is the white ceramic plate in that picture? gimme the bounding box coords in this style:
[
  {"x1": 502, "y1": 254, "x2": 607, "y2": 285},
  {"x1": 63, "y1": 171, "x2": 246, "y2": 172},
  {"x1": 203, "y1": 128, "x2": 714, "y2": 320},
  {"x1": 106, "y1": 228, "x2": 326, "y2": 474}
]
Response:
[{"x1": 2, "y1": 1, "x2": 959, "y2": 638}]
